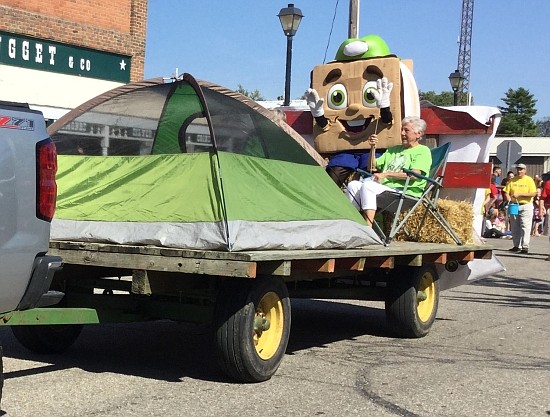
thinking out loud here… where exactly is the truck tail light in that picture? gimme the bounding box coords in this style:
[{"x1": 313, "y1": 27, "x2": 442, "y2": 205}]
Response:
[{"x1": 36, "y1": 138, "x2": 58, "y2": 222}]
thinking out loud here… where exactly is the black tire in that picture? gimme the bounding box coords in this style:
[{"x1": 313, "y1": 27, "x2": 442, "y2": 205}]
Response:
[
  {"x1": 213, "y1": 276, "x2": 291, "y2": 382},
  {"x1": 385, "y1": 265, "x2": 439, "y2": 338},
  {"x1": 11, "y1": 324, "x2": 83, "y2": 354}
]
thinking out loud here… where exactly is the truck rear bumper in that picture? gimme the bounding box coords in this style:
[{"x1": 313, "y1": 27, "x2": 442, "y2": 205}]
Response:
[{"x1": 16, "y1": 255, "x2": 63, "y2": 310}]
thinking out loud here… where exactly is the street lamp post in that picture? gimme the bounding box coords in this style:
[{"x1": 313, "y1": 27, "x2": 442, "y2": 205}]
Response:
[
  {"x1": 278, "y1": 4, "x2": 303, "y2": 106},
  {"x1": 448, "y1": 69, "x2": 465, "y2": 106}
]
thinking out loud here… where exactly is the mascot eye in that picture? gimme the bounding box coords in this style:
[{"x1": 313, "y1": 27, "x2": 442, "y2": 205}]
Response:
[
  {"x1": 327, "y1": 84, "x2": 348, "y2": 110},
  {"x1": 362, "y1": 81, "x2": 379, "y2": 108}
]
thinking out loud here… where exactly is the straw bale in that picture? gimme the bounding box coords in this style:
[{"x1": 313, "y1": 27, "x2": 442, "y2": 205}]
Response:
[{"x1": 383, "y1": 199, "x2": 473, "y2": 244}]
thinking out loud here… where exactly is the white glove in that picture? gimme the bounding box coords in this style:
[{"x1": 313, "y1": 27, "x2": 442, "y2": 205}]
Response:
[
  {"x1": 306, "y1": 88, "x2": 325, "y2": 117},
  {"x1": 371, "y1": 77, "x2": 393, "y2": 108}
]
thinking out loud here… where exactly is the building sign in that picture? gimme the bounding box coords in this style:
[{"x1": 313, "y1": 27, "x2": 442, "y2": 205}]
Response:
[
  {"x1": 60, "y1": 121, "x2": 154, "y2": 141},
  {"x1": 0, "y1": 31, "x2": 130, "y2": 83}
]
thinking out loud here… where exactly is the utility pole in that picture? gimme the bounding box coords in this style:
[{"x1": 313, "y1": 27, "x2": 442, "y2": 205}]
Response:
[{"x1": 348, "y1": 0, "x2": 359, "y2": 38}]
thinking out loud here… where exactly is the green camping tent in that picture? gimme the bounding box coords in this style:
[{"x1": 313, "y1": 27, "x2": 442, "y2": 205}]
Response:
[{"x1": 48, "y1": 74, "x2": 381, "y2": 251}]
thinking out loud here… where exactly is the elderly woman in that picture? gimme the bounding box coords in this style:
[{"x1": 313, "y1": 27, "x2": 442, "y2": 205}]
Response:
[{"x1": 346, "y1": 116, "x2": 432, "y2": 226}]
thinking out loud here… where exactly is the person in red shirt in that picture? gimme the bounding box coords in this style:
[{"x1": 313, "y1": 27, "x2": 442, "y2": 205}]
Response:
[
  {"x1": 541, "y1": 178, "x2": 550, "y2": 236},
  {"x1": 540, "y1": 177, "x2": 550, "y2": 261},
  {"x1": 483, "y1": 174, "x2": 500, "y2": 216},
  {"x1": 532, "y1": 188, "x2": 543, "y2": 236},
  {"x1": 489, "y1": 175, "x2": 499, "y2": 208}
]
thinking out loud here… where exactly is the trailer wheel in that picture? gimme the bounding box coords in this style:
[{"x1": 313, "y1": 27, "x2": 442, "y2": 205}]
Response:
[
  {"x1": 213, "y1": 276, "x2": 291, "y2": 382},
  {"x1": 385, "y1": 265, "x2": 439, "y2": 338},
  {"x1": 11, "y1": 324, "x2": 83, "y2": 354}
]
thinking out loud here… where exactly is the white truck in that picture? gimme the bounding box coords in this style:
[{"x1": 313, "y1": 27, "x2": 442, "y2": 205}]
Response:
[{"x1": 0, "y1": 101, "x2": 62, "y2": 405}]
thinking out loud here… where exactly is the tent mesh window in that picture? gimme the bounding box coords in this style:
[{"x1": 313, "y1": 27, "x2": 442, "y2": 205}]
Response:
[
  {"x1": 202, "y1": 87, "x2": 316, "y2": 164},
  {"x1": 52, "y1": 83, "x2": 174, "y2": 156},
  {"x1": 51, "y1": 80, "x2": 317, "y2": 166}
]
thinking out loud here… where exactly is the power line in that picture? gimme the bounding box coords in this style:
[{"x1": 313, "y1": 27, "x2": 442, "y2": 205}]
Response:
[{"x1": 323, "y1": 0, "x2": 341, "y2": 63}]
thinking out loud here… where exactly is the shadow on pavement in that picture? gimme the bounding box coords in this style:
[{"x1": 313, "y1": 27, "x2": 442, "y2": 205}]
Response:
[
  {"x1": 0, "y1": 299, "x2": 394, "y2": 384},
  {"x1": 286, "y1": 299, "x2": 392, "y2": 354},
  {"x1": 1, "y1": 321, "x2": 224, "y2": 383},
  {"x1": 444, "y1": 272, "x2": 549, "y2": 309}
]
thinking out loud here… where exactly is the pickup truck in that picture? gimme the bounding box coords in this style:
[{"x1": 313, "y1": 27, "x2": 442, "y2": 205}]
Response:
[{"x1": 0, "y1": 101, "x2": 63, "y2": 406}]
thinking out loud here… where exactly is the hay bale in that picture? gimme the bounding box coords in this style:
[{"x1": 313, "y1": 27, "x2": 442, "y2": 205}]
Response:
[{"x1": 384, "y1": 199, "x2": 473, "y2": 244}]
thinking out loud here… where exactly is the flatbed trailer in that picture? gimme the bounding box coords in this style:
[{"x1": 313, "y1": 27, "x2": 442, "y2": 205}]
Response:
[{"x1": 2, "y1": 240, "x2": 492, "y2": 382}]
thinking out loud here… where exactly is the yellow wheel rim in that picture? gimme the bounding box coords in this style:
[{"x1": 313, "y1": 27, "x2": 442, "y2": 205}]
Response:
[
  {"x1": 253, "y1": 291, "x2": 284, "y2": 360},
  {"x1": 416, "y1": 271, "x2": 436, "y2": 323}
]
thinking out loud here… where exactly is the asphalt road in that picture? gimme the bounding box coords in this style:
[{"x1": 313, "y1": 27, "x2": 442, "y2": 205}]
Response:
[{"x1": 1, "y1": 236, "x2": 549, "y2": 417}]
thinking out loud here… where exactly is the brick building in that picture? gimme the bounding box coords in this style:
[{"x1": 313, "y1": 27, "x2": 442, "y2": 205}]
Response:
[{"x1": 0, "y1": 0, "x2": 147, "y2": 121}]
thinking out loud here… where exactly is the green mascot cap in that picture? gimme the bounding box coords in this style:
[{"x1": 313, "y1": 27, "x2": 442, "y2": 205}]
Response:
[{"x1": 334, "y1": 34, "x2": 391, "y2": 62}]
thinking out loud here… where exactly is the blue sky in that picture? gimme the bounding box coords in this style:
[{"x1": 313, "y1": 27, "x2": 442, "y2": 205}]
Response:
[{"x1": 145, "y1": 1, "x2": 550, "y2": 120}]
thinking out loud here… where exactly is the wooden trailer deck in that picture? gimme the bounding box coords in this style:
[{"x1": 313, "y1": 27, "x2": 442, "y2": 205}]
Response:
[
  {"x1": 2, "y1": 240, "x2": 494, "y2": 383},
  {"x1": 48, "y1": 240, "x2": 493, "y2": 279}
]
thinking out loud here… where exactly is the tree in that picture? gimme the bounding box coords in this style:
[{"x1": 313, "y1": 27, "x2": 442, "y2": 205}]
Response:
[
  {"x1": 497, "y1": 87, "x2": 537, "y2": 136},
  {"x1": 236, "y1": 84, "x2": 265, "y2": 101},
  {"x1": 536, "y1": 117, "x2": 550, "y2": 137},
  {"x1": 418, "y1": 90, "x2": 455, "y2": 106}
]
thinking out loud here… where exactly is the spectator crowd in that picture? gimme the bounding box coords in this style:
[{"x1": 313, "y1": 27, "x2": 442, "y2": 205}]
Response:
[{"x1": 483, "y1": 165, "x2": 550, "y2": 260}]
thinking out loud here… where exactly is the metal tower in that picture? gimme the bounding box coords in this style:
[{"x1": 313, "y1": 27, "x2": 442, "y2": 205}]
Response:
[{"x1": 457, "y1": 0, "x2": 474, "y2": 103}]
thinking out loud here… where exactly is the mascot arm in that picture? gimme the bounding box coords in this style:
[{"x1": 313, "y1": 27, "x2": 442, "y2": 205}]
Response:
[
  {"x1": 380, "y1": 106, "x2": 393, "y2": 124},
  {"x1": 306, "y1": 88, "x2": 329, "y2": 128},
  {"x1": 372, "y1": 77, "x2": 393, "y2": 124},
  {"x1": 314, "y1": 115, "x2": 329, "y2": 129}
]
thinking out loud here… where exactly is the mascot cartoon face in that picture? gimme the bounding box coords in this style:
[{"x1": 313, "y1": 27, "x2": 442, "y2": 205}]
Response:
[{"x1": 309, "y1": 35, "x2": 419, "y2": 155}]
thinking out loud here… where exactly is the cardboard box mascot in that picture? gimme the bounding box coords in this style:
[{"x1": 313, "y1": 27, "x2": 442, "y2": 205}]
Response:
[{"x1": 306, "y1": 35, "x2": 420, "y2": 186}]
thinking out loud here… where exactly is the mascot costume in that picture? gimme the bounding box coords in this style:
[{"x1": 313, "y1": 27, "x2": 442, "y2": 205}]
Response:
[{"x1": 306, "y1": 35, "x2": 420, "y2": 186}]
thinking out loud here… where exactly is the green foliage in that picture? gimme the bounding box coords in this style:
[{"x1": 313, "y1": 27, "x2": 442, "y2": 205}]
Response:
[
  {"x1": 419, "y1": 90, "x2": 474, "y2": 106},
  {"x1": 236, "y1": 84, "x2": 265, "y2": 101},
  {"x1": 536, "y1": 117, "x2": 550, "y2": 137},
  {"x1": 418, "y1": 90, "x2": 455, "y2": 106},
  {"x1": 497, "y1": 87, "x2": 538, "y2": 136}
]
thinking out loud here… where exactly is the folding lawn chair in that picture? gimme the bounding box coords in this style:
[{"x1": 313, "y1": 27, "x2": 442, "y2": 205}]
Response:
[{"x1": 360, "y1": 142, "x2": 463, "y2": 245}]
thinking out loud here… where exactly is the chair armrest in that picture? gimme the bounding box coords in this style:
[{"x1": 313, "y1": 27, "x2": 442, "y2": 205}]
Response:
[
  {"x1": 356, "y1": 168, "x2": 372, "y2": 178},
  {"x1": 402, "y1": 168, "x2": 439, "y2": 185}
]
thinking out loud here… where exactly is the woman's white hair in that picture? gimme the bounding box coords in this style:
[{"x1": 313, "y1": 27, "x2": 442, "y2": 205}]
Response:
[{"x1": 402, "y1": 116, "x2": 427, "y2": 135}]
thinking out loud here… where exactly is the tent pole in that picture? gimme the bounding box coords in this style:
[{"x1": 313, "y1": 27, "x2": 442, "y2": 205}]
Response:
[{"x1": 182, "y1": 74, "x2": 232, "y2": 250}]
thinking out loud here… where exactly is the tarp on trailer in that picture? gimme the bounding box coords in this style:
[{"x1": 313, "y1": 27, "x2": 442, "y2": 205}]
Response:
[{"x1": 48, "y1": 75, "x2": 381, "y2": 251}]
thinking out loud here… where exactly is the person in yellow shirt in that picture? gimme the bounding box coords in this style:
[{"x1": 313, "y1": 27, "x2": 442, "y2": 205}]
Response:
[{"x1": 503, "y1": 163, "x2": 537, "y2": 254}]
